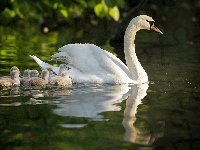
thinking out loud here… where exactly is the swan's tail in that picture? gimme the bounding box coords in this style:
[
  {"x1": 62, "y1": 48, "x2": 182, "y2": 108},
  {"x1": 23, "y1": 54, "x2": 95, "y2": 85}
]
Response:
[{"x1": 29, "y1": 55, "x2": 59, "y2": 74}]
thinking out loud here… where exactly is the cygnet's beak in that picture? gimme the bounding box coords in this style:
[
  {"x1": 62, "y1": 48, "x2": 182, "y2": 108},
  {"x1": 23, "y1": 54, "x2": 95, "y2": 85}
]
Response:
[{"x1": 151, "y1": 23, "x2": 163, "y2": 34}]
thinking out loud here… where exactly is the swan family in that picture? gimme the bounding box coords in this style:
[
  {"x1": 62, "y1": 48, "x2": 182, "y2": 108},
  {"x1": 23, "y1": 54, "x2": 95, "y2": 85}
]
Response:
[
  {"x1": 30, "y1": 15, "x2": 162, "y2": 84},
  {"x1": 0, "y1": 15, "x2": 162, "y2": 87}
]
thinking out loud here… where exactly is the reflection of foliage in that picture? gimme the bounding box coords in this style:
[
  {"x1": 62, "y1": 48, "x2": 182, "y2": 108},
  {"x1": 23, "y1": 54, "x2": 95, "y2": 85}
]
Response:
[{"x1": 0, "y1": 0, "x2": 124, "y2": 25}]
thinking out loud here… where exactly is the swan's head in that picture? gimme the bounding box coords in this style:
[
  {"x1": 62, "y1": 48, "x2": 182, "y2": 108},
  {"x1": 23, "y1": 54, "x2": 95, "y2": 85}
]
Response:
[{"x1": 136, "y1": 15, "x2": 163, "y2": 34}]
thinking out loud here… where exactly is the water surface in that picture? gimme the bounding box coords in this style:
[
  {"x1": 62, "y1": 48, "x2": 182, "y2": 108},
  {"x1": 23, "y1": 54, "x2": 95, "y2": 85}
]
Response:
[{"x1": 0, "y1": 20, "x2": 200, "y2": 150}]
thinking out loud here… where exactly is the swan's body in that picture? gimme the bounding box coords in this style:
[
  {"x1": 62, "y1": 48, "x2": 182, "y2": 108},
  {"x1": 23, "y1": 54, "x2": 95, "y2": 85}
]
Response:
[{"x1": 30, "y1": 15, "x2": 162, "y2": 84}]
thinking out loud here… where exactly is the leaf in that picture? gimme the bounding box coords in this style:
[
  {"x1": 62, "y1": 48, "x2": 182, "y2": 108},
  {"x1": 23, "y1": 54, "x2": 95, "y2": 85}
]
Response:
[
  {"x1": 3, "y1": 8, "x2": 16, "y2": 18},
  {"x1": 109, "y1": 6, "x2": 120, "y2": 21},
  {"x1": 94, "y1": 2, "x2": 108, "y2": 18},
  {"x1": 60, "y1": 9, "x2": 68, "y2": 18},
  {"x1": 53, "y1": 3, "x2": 58, "y2": 9}
]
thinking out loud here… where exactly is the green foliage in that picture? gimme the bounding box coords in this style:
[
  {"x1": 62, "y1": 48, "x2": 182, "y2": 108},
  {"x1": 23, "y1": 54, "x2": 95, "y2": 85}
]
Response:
[
  {"x1": 108, "y1": 6, "x2": 119, "y2": 21},
  {"x1": 94, "y1": 1, "x2": 108, "y2": 18},
  {"x1": 94, "y1": 0, "x2": 123, "y2": 20},
  {"x1": 0, "y1": 0, "x2": 125, "y2": 26}
]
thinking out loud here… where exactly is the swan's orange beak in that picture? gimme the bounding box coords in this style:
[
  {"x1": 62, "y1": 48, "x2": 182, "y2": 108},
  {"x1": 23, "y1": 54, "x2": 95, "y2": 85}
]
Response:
[{"x1": 151, "y1": 23, "x2": 163, "y2": 34}]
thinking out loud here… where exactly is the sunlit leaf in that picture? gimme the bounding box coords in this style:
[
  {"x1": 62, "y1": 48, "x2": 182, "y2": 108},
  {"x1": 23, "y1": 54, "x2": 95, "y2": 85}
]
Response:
[
  {"x1": 15, "y1": 7, "x2": 24, "y2": 18},
  {"x1": 3, "y1": 8, "x2": 16, "y2": 18},
  {"x1": 60, "y1": 9, "x2": 68, "y2": 18},
  {"x1": 69, "y1": 5, "x2": 84, "y2": 17},
  {"x1": 109, "y1": 6, "x2": 120, "y2": 21},
  {"x1": 53, "y1": 3, "x2": 58, "y2": 9},
  {"x1": 94, "y1": 1, "x2": 108, "y2": 18}
]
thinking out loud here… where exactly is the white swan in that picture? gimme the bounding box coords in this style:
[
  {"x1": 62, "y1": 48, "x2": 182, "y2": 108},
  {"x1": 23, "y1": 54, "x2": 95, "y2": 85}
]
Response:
[{"x1": 30, "y1": 15, "x2": 162, "y2": 84}]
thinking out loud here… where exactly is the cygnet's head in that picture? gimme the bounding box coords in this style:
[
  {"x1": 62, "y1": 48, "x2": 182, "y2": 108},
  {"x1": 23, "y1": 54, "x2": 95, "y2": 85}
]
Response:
[
  {"x1": 41, "y1": 69, "x2": 49, "y2": 79},
  {"x1": 23, "y1": 69, "x2": 31, "y2": 77},
  {"x1": 58, "y1": 64, "x2": 67, "y2": 75},
  {"x1": 59, "y1": 64, "x2": 67, "y2": 70},
  {"x1": 135, "y1": 15, "x2": 163, "y2": 34},
  {"x1": 10, "y1": 66, "x2": 20, "y2": 73},
  {"x1": 30, "y1": 70, "x2": 39, "y2": 77},
  {"x1": 11, "y1": 70, "x2": 20, "y2": 79}
]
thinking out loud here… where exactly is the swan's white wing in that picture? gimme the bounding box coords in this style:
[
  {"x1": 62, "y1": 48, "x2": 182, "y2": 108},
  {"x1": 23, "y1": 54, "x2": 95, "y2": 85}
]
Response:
[
  {"x1": 53, "y1": 44, "x2": 132, "y2": 79},
  {"x1": 53, "y1": 44, "x2": 102, "y2": 73},
  {"x1": 30, "y1": 44, "x2": 134, "y2": 84},
  {"x1": 103, "y1": 50, "x2": 132, "y2": 78}
]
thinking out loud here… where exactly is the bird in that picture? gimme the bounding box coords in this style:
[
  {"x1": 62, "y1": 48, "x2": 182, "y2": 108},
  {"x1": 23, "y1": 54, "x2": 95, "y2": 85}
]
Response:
[
  {"x1": 0, "y1": 70, "x2": 20, "y2": 87},
  {"x1": 48, "y1": 64, "x2": 71, "y2": 86},
  {"x1": 30, "y1": 69, "x2": 39, "y2": 77},
  {"x1": 24, "y1": 69, "x2": 49, "y2": 86},
  {"x1": 20, "y1": 69, "x2": 31, "y2": 86},
  {"x1": 49, "y1": 71, "x2": 72, "y2": 86},
  {"x1": 29, "y1": 15, "x2": 163, "y2": 84},
  {"x1": 47, "y1": 64, "x2": 68, "y2": 77},
  {"x1": 0, "y1": 66, "x2": 20, "y2": 80}
]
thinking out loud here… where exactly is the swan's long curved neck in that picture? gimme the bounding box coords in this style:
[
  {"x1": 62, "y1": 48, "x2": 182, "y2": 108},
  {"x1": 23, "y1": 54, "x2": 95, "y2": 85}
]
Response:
[{"x1": 124, "y1": 20, "x2": 147, "y2": 82}]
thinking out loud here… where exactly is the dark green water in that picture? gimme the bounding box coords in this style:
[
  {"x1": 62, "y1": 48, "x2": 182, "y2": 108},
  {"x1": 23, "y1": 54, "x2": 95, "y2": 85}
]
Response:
[{"x1": 0, "y1": 16, "x2": 200, "y2": 150}]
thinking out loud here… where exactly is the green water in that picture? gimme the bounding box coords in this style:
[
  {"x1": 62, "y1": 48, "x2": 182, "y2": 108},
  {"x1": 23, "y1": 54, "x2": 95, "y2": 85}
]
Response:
[{"x1": 0, "y1": 17, "x2": 200, "y2": 150}]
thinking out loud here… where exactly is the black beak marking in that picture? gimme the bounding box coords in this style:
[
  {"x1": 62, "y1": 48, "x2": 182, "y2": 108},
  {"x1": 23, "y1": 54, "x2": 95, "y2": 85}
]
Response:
[{"x1": 146, "y1": 20, "x2": 156, "y2": 30}]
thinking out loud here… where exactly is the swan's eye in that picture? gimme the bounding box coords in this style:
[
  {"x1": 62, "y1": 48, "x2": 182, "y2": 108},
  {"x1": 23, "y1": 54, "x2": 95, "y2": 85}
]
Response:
[{"x1": 146, "y1": 20, "x2": 155, "y2": 29}]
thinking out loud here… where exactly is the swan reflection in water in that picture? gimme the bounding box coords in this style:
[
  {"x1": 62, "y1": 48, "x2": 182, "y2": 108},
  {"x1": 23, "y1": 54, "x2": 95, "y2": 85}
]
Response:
[
  {"x1": 122, "y1": 83, "x2": 164, "y2": 146},
  {"x1": 52, "y1": 84, "x2": 131, "y2": 121},
  {"x1": 0, "y1": 83, "x2": 164, "y2": 146},
  {"x1": 51, "y1": 83, "x2": 164, "y2": 145}
]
